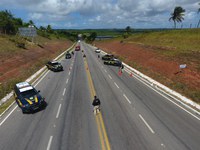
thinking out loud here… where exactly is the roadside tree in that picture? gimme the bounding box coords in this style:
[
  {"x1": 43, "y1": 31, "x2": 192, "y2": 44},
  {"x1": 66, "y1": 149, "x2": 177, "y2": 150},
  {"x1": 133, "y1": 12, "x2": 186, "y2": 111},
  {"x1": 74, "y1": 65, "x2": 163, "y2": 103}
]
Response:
[{"x1": 169, "y1": 6, "x2": 185, "y2": 29}]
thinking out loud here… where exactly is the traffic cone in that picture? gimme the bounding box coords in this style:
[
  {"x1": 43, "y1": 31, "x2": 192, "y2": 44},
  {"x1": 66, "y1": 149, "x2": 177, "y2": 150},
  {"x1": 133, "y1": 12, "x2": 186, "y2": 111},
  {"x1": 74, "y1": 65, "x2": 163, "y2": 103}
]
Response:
[
  {"x1": 118, "y1": 70, "x2": 122, "y2": 76},
  {"x1": 130, "y1": 72, "x2": 133, "y2": 77}
]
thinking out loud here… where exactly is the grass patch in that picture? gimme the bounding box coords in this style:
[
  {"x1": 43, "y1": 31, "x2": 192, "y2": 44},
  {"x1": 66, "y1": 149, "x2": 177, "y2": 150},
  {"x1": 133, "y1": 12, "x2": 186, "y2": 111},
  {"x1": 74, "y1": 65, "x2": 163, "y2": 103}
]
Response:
[
  {"x1": 0, "y1": 97, "x2": 15, "y2": 115},
  {"x1": 126, "y1": 29, "x2": 200, "y2": 63}
]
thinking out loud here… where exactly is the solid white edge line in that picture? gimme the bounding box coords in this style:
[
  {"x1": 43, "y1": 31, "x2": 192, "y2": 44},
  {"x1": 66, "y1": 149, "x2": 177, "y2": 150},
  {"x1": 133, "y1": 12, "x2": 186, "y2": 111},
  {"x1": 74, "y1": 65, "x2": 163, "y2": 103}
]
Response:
[
  {"x1": 32, "y1": 69, "x2": 48, "y2": 85},
  {"x1": 63, "y1": 88, "x2": 66, "y2": 96},
  {"x1": 0, "y1": 105, "x2": 18, "y2": 126},
  {"x1": 108, "y1": 75, "x2": 112, "y2": 79},
  {"x1": 124, "y1": 68, "x2": 200, "y2": 121},
  {"x1": 123, "y1": 94, "x2": 131, "y2": 104},
  {"x1": 125, "y1": 69, "x2": 200, "y2": 121},
  {"x1": 56, "y1": 104, "x2": 62, "y2": 119},
  {"x1": 114, "y1": 82, "x2": 119, "y2": 88},
  {"x1": 35, "y1": 70, "x2": 50, "y2": 87},
  {"x1": 139, "y1": 114, "x2": 155, "y2": 134},
  {"x1": 47, "y1": 136, "x2": 53, "y2": 150}
]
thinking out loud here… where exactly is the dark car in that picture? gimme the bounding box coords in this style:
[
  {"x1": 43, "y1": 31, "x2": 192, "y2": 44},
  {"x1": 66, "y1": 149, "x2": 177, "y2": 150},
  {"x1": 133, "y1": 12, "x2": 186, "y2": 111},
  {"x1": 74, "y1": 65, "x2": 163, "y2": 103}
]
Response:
[
  {"x1": 14, "y1": 82, "x2": 46, "y2": 113},
  {"x1": 46, "y1": 61, "x2": 63, "y2": 71},
  {"x1": 104, "y1": 58, "x2": 122, "y2": 67},
  {"x1": 65, "y1": 52, "x2": 71, "y2": 59},
  {"x1": 102, "y1": 54, "x2": 114, "y2": 60}
]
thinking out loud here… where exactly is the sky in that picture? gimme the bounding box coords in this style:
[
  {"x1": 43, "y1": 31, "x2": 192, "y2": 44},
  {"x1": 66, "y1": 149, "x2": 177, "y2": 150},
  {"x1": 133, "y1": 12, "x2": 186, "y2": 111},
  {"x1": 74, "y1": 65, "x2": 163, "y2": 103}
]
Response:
[{"x1": 0, "y1": 0, "x2": 200, "y2": 29}]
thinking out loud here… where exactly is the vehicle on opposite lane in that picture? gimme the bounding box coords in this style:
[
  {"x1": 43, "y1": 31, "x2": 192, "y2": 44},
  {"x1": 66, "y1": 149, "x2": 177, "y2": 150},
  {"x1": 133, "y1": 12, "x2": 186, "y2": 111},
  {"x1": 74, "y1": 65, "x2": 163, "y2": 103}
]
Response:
[
  {"x1": 14, "y1": 82, "x2": 46, "y2": 113},
  {"x1": 46, "y1": 61, "x2": 63, "y2": 71}
]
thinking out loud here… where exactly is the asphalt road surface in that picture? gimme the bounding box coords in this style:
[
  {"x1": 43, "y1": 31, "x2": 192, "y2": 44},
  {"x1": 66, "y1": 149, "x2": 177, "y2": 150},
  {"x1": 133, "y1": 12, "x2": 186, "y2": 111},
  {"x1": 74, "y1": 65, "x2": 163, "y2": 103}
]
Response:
[{"x1": 0, "y1": 42, "x2": 200, "y2": 150}]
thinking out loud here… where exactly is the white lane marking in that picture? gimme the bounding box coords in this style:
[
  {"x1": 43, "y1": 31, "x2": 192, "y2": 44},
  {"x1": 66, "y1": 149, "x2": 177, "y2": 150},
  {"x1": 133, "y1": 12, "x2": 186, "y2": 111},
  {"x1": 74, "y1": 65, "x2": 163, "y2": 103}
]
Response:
[
  {"x1": 124, "y1": 69, "x2": 200, "y2": 121},
  {"x1": 35, "y1": 70, "x2": 50, "y2": 87},
  {"x1": 123, "y1": 94, "x2": 131, "y2": 104},
  {"x1": 114, "y1": 82, "x2": 119, "y2": 88},
  {"x1": 56, "y1": 104, "x2": 62, "y2": 119},
  {"x1": 68, "y1": 72, "x2": 71, "y2": 75},
  {"x1": 108, "y1": 75, "x2": 112, "y2": 79},
  {"x1": 0, "y1": 70, "x2": 50, "y2": 126},
  {"x1": 47, "y1": 136, "x2": 53, "y2": 150},
  {"x1": 104, "y1": 69, "x2": 107, "y2": 73},
  {"x1": 161, "y1": 143, "x2": 165, "y2": 148},
  {"x1": 32, "y1": 70, "x2": 48, "y2": 85},
  {"x1": 66, "y1": 79, "x2": 69, "y2": 84},
  {"x1": 0, "y1": 105, "x2": 18, "y2": 126},
  {"x1": 139, "y1": 114, "x2": 155, "y2": 134},
  {"x1": 63, "y1": 88, "x2": 66, "y2": 96}
]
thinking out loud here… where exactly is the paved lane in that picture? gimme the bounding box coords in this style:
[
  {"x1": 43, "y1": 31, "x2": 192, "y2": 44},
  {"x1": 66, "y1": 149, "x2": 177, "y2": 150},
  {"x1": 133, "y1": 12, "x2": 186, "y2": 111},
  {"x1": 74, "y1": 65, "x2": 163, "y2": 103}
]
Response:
[
  {"x1": 0, "y1": 51, "x2": 100, "y2": 150},
  {"x1": 82, "y1": 42, "x2": 200, "y2": 150},
  {"x1": 1, "y1": 42, "x2": 200, "y2": 150}
]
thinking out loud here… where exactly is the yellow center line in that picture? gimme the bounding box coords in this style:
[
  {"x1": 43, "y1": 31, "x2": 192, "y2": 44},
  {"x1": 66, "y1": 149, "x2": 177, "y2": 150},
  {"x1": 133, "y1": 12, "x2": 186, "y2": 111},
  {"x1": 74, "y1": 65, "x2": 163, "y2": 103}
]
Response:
[{"x1": 84, "y1": 58, "x2": 111, "y2": 150}]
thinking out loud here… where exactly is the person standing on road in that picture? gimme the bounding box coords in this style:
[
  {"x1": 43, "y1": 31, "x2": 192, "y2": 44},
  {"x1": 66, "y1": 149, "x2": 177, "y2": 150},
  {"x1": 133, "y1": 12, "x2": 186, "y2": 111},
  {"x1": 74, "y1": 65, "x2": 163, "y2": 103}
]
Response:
[{"x1": 92, "y1": 96, "x2": 101, "y2": 115}]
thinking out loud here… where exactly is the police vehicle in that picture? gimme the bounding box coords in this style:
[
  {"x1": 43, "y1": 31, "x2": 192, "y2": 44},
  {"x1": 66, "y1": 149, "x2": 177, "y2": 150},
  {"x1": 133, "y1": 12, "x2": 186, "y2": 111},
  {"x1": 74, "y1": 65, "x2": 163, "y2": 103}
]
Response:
[
  {"x1": 103, "y1": 58, "x2": 122, "y2": 67},
  {"x1": 101, "y1": 54, "x2": 114, "y2": 60},
  {"x1": 14, "y1": 82, "x2": 46, "y2": 113},
  {"x1": 46, "y1": 61, "x2": 63, "y2": 71}
]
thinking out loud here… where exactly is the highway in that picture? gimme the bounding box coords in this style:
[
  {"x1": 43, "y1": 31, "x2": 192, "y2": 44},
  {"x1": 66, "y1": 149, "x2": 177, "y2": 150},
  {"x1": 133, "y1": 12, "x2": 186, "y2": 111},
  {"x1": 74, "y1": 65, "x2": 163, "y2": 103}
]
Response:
[{"x1": 0, "y1": 41, "x2": 200, "y2": 150}]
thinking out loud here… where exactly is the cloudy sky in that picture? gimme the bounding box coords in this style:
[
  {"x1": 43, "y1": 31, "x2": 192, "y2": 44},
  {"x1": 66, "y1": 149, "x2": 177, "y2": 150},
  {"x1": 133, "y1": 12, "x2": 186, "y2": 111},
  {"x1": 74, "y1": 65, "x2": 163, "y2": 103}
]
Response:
[{"x1": 0, "y1": 0, "x2": 200, "y2": 29}]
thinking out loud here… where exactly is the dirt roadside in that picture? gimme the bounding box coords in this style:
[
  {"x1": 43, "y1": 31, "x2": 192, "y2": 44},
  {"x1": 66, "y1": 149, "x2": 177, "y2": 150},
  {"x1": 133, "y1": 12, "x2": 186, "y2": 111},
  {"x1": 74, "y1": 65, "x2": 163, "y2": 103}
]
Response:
[
  {"x1": 0, "y1": 39, "x2": 73, "y2": 87},
  {"x1": 94, "y1": 40, "x2": 200, "y2": 103}
]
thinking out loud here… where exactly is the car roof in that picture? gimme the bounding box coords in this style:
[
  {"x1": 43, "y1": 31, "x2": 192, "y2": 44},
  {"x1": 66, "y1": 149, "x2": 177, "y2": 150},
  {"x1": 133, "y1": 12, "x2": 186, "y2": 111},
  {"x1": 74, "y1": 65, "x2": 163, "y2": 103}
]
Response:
[
  {"x1": 16, "y1": 82, "x2": 33, "y2": 92},
  {"x1": 51, "y1": 61, "x2": 59, "y2": 64}
]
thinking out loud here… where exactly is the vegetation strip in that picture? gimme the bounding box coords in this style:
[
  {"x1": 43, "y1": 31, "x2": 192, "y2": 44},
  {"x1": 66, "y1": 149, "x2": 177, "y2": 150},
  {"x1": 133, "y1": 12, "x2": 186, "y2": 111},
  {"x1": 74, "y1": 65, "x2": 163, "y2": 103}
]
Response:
[{"x1": 0, "y1": 44, "x2": 75, "y2": 115}]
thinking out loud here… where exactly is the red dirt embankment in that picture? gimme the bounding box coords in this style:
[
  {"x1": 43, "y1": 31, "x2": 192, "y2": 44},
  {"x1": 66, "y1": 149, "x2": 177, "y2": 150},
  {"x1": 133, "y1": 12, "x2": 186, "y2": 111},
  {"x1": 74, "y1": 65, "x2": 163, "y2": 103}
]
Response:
[
  {"x1": 94, "y1": 40, "x2": 200, "y2": 103},
  {"x1": 0, "y1": 40, "x2": 73, "y2": 83}
]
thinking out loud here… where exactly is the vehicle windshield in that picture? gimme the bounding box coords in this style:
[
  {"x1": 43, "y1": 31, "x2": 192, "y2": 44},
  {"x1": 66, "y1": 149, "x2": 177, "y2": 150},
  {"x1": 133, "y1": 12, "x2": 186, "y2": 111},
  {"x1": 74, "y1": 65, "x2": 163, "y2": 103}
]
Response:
[
  {"x1": 21, "y1": 89, "x2": 37, "y2": 98},
  {"x1": 52, "y1": 62, "x2": 60, "y2": 66}
]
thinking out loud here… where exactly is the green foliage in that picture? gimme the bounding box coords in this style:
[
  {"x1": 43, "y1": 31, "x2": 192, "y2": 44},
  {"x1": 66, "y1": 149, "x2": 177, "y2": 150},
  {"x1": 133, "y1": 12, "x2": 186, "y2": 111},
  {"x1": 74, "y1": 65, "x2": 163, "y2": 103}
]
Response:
[
  {"x1": 169, "y1": 6, "x2": 185, "y2": 28},
  {"x1": 86, "y1": 32, "x2": 97, "y2": 42}
]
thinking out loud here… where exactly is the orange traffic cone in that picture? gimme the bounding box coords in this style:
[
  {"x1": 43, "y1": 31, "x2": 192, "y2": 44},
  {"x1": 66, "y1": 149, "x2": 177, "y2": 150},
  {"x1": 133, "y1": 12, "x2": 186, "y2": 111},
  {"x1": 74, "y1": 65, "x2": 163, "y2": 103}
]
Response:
[
  {"x1": 118, "y1": 70, "x2": 122, "y2": 76},
  {"x1": 130, "y1": 72, "x2": 133, "y2": 77}
]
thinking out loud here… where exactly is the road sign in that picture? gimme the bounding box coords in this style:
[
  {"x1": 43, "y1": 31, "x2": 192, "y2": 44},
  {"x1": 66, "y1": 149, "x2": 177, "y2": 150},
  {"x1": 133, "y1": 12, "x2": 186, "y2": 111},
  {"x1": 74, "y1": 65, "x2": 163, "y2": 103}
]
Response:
[{"x1": 18, "y1": 27, "x2": 37, "y2": 37}]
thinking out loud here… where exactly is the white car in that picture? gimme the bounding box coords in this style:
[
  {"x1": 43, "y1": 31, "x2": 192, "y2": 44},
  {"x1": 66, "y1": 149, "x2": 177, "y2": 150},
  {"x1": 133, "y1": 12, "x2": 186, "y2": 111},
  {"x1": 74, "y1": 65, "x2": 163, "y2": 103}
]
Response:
[{"x1": 95, "y1": 48, "x2": 101, "y2": 53}]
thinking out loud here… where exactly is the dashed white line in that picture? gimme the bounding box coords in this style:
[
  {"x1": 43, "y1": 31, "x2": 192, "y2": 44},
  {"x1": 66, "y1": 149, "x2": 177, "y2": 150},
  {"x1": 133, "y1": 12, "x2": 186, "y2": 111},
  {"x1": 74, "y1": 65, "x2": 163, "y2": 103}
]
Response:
[
  {"x1": 123, "y1": 94, "x2": 131, "y2": 104},
  {"x1": 66, "y1": 79, "x2": 69, "y2": 84},
  {"x1": 108, "y1": 75, "x2": 112, "y2": 79},
  {"x1": 0, "y1": 105, "x2": 18, "y2": 126},
  {"x1": 47, "y1": 136, "x2": 53, "y2": 150},
  {"x1": 56, "y1": 104, "x2": 62, "y2": 119},
  {"x1": 114, "y1": 82, "x2": 119, "y2": 88},
  {"x1": 63, "y1": 88, "x2": 66, "y2": 96},
  {"x1": 139, "y1": 114, "x2": 155, "y2": 134},
  {"x1": 104, "y1": 69, "x2": 107, "y2": 73},
  {"x1": 68, "y1": 72, "x2": 71, "y2": 75},
  {"x1": 124, "y1": 68, "x2": 200, "y2": 121}
]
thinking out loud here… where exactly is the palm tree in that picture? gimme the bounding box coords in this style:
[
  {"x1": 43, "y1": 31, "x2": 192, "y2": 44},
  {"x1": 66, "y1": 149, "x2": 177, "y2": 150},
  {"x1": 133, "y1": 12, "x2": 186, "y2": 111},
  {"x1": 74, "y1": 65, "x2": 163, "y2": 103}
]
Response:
[{"x1": 169, "y1": 6, "x2": 185, "y2": 28}]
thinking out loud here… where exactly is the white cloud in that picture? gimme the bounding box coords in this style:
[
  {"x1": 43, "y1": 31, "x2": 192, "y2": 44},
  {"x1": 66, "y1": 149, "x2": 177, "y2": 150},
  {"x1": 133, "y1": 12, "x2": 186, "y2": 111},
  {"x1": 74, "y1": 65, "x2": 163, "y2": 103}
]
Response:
[{"x1": 0, "y1": 0, "x2": 199, "y2": 28}]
